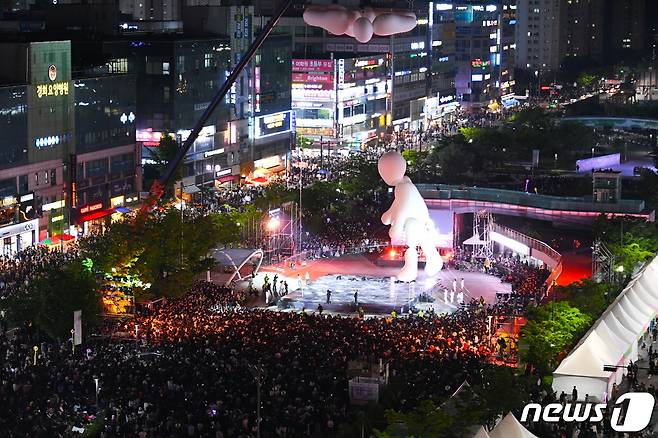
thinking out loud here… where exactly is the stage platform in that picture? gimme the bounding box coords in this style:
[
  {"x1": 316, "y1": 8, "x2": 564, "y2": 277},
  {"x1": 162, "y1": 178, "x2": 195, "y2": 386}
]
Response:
[{"x1": 251, "y1": 255, "x2": 512, "y2": 315}]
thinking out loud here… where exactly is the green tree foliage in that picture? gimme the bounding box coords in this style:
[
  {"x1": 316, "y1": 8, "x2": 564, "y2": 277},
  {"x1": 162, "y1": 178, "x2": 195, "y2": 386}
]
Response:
[
  {"x1": 559, "y1": 279, "x2": 611, "y2": 319},
  {"x1": 375, "y1": 367, "x2": 530, "y2": 437},
  {"x1": 296, "y1": 135, "x2": 313, "y2": 149},
  {"x1": 595, "y1": 216, "x2": 658, "y2": 277},
  {"x1": 79, "y1": 208, "x2": 237, "y2": 299},
  {"x1": 2, "y1": 260, "x2": 101, "y2": 339},
  {"x1": 374, "y1": 400, "x2": 453, "y2": 438},
  {"x1": 577, "y1": 73, "x2": 598, "y2": 89},
  {"x1": 519, "y1": 301, "x2": 592, "y2": 372}
]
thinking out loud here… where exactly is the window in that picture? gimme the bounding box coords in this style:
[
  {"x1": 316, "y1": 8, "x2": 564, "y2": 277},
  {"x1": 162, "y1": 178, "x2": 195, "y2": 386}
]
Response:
[
  {"x1": 204, "y1": 53, "x2": 213, "y2": 68},
  {"x1": 86, "y1": 158, "x2": 109, "y2": 178},
  {"x1": 107, "y1": 58, "x2": 128, "y2": 74},
  {"x1": 163, "y1": 86, "x2": 170, "y2": 104},
  {"x1": 162, "y1": 62, "x2": 170, "y2": 75}
]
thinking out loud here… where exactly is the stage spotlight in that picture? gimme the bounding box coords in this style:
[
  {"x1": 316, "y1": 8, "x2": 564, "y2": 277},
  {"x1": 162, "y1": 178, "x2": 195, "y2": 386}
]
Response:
[{"x1": 267, "y1": 217, "x2": 280, "y2": 231}]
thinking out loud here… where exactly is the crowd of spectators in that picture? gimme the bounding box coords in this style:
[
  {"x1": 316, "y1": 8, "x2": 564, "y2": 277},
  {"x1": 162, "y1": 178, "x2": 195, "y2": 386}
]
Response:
[
  {"x1": 0, "y1": 245, "x2": 79, "y2": 298},
  {"x1": 0, "y1": 277, "x2": 496, "y2": 437}
]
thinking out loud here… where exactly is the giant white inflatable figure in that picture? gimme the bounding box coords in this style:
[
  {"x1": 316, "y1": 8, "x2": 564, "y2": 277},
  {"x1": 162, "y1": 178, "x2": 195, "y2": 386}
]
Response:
[
  {"x1": 378, "y1": 151, "x2": 443, "y2": 282},
  {"x1": 303, "y1": 5, "x2": 417, "y2": 43}
]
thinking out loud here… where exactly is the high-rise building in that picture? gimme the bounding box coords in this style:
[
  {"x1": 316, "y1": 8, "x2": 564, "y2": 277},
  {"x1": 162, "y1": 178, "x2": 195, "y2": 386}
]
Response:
[
  {"x1": 426, "y1": 1, "x2": 459, "y2": 124},
  {"x1": 515, "y1": 0, "x2": 560, "y2": 72},
  {"x1": 560, "y1": 0, "x2": 604, "y2": 63},
  {"x1": 453, "y1": 1, "x2": 515, "y2": 106},
  {"x1": 0, "y1": 40, "x2": 140, "y2": 249},
  {"x1": 603, "y1": 0, "x2": 647, "y2": 63}
]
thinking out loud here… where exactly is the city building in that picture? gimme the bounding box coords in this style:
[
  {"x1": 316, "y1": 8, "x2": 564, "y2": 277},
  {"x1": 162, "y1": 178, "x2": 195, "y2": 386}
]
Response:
[
  {"x1": 603, "y1": 0, "x2": 647, "y2": 64},
  {"x1": 515, "y1": 0, "x2": 561, "y2": 72},
  {"x1": 182, "y1": 4, "x2": 294, "y2": 182},
  {"x1": 453, "y1": 1, "x2": 515, "y2": 106},
  {"x1": 292, "y1": 54, "x2": 391, "y2": 149},
  {"x1": 0, "y1": 40, "x2": 140, "y2": 252},
  {"x1": 425, "y1": 1, "x2": 459, "y2": 126},
  {"x1": 560, "y1": 0, "x2": 604, "y2": 65}
]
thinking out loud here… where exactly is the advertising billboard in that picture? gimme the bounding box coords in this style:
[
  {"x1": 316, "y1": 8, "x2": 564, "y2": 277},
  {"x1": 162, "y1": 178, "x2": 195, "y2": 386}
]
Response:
[{"x1": 255, "y1": 110, "x2": 292, "y2": 138}]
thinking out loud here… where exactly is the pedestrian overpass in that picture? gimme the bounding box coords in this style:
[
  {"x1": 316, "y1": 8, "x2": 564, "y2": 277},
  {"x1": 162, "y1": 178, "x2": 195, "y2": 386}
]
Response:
[
  {"x1": 419, "y1": 184, "x2": 654, "y2": 225},
  {"x1": 562, "y1": 116, "x2": 658, "y2": 131}
]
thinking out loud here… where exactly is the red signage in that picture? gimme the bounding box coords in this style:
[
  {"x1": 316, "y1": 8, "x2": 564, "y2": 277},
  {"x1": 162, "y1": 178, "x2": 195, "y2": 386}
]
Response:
[
  {"x1": 80, "y1": 202, "x2": 103, "y2": 214},
  {"x1": 292, "y1": 59, "x2": 334, "y2": 72},
  {"x1": 292, "y1": 73, "x2": 334, "y2": 83}
]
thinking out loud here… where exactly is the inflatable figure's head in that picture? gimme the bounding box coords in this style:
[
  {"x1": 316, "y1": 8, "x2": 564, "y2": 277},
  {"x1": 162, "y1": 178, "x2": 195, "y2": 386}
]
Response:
[{"x1": 378, "y1": 151, "x2": 407, "y2": 186}]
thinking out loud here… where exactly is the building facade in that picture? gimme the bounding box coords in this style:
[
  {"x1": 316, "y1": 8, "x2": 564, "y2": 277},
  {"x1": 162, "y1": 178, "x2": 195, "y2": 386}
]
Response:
[{"x1": 0, "y1": 40, "x2": 140, "y2": 252}]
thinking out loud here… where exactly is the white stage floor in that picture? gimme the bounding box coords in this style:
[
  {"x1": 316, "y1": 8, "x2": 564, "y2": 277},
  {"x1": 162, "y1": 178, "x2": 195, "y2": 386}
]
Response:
[{"x1": 247, "y1": 255, "x2": 512, "y2": 314}]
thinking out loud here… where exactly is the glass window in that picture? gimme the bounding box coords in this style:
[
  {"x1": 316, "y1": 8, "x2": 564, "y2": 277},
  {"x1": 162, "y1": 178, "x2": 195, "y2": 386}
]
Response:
[{"x1": 86, "y1": 158, "x2": 108, "y2": 178}]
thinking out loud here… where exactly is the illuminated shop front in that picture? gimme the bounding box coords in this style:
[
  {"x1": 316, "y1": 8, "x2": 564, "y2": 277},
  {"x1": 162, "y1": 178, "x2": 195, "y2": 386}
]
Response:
[
  {"x1": 0, "y1": 219, "x2": 39, "y2": 255},
  {"x1": 292, "y1": 55, "x2": 391, "y2": 148}
]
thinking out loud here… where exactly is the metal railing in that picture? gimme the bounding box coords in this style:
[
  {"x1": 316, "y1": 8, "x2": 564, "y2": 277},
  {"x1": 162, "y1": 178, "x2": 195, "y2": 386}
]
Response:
[{"x1": 418, "y1": 184, "x2": 646, "y2": 214}]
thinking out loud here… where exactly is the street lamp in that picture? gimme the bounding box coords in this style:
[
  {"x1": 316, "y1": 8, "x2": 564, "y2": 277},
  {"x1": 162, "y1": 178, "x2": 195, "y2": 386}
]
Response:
[{"x1": 248, "y1": 364, "x2": 266, "y2": 438}]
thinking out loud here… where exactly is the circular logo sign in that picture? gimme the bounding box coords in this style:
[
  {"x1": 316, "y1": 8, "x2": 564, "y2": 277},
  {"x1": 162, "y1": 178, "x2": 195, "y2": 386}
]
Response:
[{"x1": 48, "y1": 64, "x2": 57, "y2": 81}]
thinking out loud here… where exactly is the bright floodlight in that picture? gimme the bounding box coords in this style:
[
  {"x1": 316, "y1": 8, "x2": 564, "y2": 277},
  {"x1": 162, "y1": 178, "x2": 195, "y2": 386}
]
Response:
[
  {"x1": 303, "y1": 5, "x2": 417, "y2": 43},
  {"x1": 267, "y1": 217, "x2": 280, "y2": 231}
]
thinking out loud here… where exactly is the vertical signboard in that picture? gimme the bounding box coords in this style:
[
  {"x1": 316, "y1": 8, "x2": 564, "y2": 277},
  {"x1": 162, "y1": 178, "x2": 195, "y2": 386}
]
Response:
[{"x1": 73, "y1": 310, "x2": 82, "y2": 345}]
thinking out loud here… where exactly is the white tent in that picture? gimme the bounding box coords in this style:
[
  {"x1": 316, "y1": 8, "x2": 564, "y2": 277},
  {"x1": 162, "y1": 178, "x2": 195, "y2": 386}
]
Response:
[
  {"x1": 553, "y1": 255, "x2": 658, "y2": 401},
  {"x1": 468, "y1": 425, "x2": 491, "y2": 438},
  {"x1": 489, "y1": 412, "x2": 539, "y2": 438}
]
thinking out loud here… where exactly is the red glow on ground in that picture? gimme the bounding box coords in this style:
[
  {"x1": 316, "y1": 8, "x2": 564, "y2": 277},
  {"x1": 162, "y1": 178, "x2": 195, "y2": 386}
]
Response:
[{"x1": 556, "y1": 252, "x2": 592, "y2": 286}]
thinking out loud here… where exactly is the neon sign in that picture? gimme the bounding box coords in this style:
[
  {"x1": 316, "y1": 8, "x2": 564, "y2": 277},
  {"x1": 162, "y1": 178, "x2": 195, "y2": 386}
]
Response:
[
  {"x1": 80, "y1": 202, "x2": 103, "y2": 214},
  {"x1": 36, "y1": 81, "x2": 69, "y2": 99}
]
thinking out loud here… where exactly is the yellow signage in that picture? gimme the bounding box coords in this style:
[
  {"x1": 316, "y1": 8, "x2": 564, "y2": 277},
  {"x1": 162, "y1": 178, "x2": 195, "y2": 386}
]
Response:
[{"x1": 36, "y1": 81, "x2": 69, "y2": 99}]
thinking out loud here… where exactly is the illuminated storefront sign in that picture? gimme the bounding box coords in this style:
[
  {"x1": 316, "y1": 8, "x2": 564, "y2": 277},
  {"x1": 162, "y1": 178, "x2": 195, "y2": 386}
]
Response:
[
  {"x1": 354, "y1": 58, "x2": 383, "y2": 68},
  {"x1": 79, "y1": 202, "x2": 103, "y2": 215},
  {"x1": 338, "y1": 59, "x2": 345, "y2": 88},
  {"x1": 36, "y1": 81, "x2": 69, "y2": 98},
  {"x1": 292, "y1": 82, "x2": 334, "y2": 91},
  {"x1": 292, "y1": 59, "x2": 334, "y2": 72},
  {"x1": 291, "y1": 89, "x2": 334, "y2": 101},
  {"x1": 292, "y1": 73, "x2": 334, "y2": 83},
  {"x1": 471, "y1": 59, "x2": 491, "y2": 68},
  {"x1": 255, "y1": 110, "x2": 292, "y2": 138},
  {"x1": 296, "y1": 127, "x2": 335, "y2": 137},
  {"x1": 136, "y1": 130, "x2": 175, "y2": 146}
]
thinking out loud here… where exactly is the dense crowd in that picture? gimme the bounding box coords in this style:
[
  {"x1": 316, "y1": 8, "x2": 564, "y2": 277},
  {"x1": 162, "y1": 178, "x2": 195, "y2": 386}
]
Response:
[
  {"x1": 0, "y1": 278, "x2": 496, "y2": 437},
  {"x1": 0, "y1": 245, "x2": 79, "y2": 298}
]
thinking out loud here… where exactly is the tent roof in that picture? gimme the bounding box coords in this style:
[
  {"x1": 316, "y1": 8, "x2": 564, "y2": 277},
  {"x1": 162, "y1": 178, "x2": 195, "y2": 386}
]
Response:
[
  {"x1": 489, "y1": 413, "x2": 539, "y2": 438},
  {"x1": 554, "y1": 255, "x2": 658, "y2": 383}
]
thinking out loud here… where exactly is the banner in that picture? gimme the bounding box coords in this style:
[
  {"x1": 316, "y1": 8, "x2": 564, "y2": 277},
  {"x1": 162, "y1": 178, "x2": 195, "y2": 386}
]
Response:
[
  {"x1": 73, "y1": 310, "x2": 82, "y2": 345},
  {"x1": 292, "y1": 59, "x2": 334, "y2": 72}
]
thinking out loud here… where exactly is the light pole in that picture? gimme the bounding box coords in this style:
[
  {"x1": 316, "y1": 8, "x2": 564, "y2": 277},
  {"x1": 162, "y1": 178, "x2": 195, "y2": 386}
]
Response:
[{"x1": 248, "y1": 364, "x2": 266, "y2": 438}]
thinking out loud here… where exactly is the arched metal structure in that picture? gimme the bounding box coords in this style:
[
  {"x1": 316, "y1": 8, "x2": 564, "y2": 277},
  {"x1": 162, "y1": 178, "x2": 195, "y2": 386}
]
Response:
[{"x1": 209, "y1": 248, "x2": 264, "y2": 287}]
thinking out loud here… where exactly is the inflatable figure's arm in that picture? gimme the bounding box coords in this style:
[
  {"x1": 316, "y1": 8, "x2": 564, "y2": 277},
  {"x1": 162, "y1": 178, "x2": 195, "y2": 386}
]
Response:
[{"x1": 381, "y1": 209, "x2": 393, "y2": 225}]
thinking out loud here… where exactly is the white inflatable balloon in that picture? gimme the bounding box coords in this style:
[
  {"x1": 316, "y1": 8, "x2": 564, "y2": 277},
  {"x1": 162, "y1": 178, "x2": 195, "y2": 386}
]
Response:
[
  {"x1": 351, "y1": 17, "x2": 374, "y2": 43},
  {"x1": 372, "y1": 13, "x2": 418, "y2": 36},
  {"x1": 303, "y1": 6, "x2": 352, "y2": 35},
  {"x1": 302, "y1": 5, "x2": 417, "y2": 43},
  {"x1": 378, "y1": 151, "x2": 443, "y2": 282}
]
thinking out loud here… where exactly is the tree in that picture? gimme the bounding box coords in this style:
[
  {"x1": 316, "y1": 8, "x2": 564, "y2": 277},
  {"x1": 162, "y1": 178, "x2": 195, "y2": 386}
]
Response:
[
  {"x1": 519, "y1": 301, "x2": 592, "y2": 372},
  {"x1": 147, "y1": 132, "x2": 181, "y2": 196},
  {"x1": 374, "y1": 400, "x2": 453, "y2": 438},
  {"x1": 560, "y1": 279, "x2": 611, "y2": 318},
  {"x1": 2, "y1": 260, "x2": 101, "y2": 339}
]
